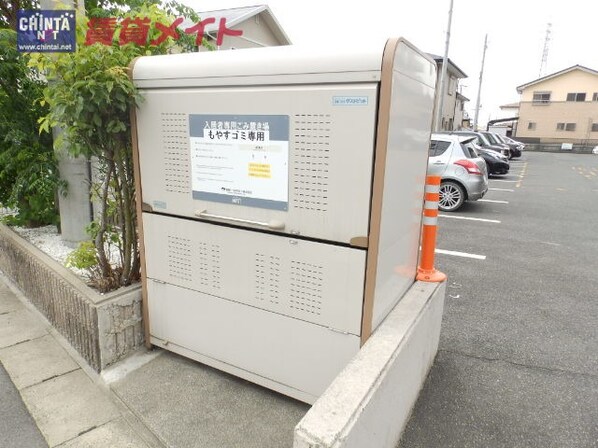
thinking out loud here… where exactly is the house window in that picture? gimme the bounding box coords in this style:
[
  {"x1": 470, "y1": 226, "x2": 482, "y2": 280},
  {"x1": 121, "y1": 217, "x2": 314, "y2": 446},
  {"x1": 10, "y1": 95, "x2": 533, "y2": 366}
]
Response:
[
  {"x1": 593, "y1": 92, "x2": 598, "y2": 101},
  {"x1": 556, "y1": 122, "x2": 576, "y2": 131},
  {"x1": 566, "y1": 92, "x2": 586, "y2": 102},
  {"x1": 528, "y1": 122, "x2": 536, "y2": 130},
  {"x1": 592, "y1": 123, "x2": 598, "y2": 132},
  {"x1": 532, "y1": 91, "x2": 551, "y2": 104}
]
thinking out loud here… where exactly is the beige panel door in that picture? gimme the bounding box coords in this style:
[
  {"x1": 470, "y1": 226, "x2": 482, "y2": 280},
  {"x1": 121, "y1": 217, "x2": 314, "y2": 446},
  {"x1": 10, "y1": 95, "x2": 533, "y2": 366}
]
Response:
[
  {"x1": 147, "y1": 280, "x2": 361, "y2": 402},
  {"x1": 135, "y1": 84, "x2": 377, "y2": 244},
  {"x1": 143, "y1": 212, "x2": 367, "y2": 335}
]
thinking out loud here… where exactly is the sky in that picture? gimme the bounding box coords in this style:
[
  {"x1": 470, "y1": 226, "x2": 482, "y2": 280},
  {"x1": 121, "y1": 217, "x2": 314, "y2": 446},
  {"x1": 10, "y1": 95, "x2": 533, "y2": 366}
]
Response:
[{"x1": 181, "y1": 0, "x2": 598, "y2": 126}]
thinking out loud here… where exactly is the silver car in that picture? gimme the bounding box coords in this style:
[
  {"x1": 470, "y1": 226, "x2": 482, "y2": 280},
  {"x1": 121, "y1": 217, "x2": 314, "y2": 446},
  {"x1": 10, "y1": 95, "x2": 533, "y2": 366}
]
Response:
[{"x1": 428, "y1": 133, "x2": 489, "y2": 212}]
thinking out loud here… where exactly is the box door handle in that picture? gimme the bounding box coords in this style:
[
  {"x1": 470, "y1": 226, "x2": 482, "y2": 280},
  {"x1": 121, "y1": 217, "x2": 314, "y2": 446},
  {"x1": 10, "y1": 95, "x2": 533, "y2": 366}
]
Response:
[{"x1": 195, "y1": 210, "x2": 285, "y2": 231}]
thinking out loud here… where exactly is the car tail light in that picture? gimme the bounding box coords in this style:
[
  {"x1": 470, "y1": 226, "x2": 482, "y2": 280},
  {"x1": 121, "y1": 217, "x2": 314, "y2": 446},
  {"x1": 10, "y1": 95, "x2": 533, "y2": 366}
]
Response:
[{"x1": 454, "y1": 159, "x2": 482, "y2": 175}]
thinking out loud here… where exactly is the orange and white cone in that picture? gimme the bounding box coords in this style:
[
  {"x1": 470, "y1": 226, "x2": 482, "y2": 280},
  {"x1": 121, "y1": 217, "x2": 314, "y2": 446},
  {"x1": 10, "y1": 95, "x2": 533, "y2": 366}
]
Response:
[{"x1": 416, "y1": 175, "x2": 447, "y2": 282}]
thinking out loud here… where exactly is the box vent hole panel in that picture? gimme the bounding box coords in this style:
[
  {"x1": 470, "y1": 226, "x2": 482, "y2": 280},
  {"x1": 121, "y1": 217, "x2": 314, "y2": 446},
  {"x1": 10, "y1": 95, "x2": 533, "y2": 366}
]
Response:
[
  {"x1": 292, "y1": 114, "x2": 331, "y2": 212},
  {"x1": 289, "y1": 260, "x2": 323, "y2": 316},
  {"x1": 197, "y1": 242, "x2": 222, "y2": 290},
  {"x1": 167, "y1": 235, "x2": 192, "y2": 282},
  {"x1": 254, "y1": 254, "x2": 281, "y2": 305},
  {"x1": 161, "y1": 112, "x2": 190, "y2": 194}
]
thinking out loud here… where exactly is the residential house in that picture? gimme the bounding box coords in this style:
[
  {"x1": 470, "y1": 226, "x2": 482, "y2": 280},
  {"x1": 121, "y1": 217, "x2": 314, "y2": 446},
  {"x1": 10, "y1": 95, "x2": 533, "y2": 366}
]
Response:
[
  {"x1": 428, "y1": 54, "x2": 468, "y2": 131},
  {"x1": 192, "y1": 5, "x2": 291, "y2": 50},
  {"x1": 515, "y1": 65, "x2": 598, "y2": 144},
  {"x1": 486, "y1": 102, "x2": 520, "y2": 136},
  {"x1": 454, "y1": 91, "x2": 470, "y2": 130},
  {"x1": 499, "y1": 102, "x2": 520, "y2": 116}
]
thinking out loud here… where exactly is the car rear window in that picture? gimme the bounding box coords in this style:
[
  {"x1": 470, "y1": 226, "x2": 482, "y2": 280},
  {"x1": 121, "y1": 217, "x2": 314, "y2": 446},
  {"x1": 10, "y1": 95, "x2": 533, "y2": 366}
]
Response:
[
  {"x1": 460, "y1": 142, "x2": 479, "y2": 158},
  {"x1": 429, "y1": 140, "x2": 451, "y2": 157},
  {"x1": 483, "y1": 133, "x2": 498, "y2": 144}
]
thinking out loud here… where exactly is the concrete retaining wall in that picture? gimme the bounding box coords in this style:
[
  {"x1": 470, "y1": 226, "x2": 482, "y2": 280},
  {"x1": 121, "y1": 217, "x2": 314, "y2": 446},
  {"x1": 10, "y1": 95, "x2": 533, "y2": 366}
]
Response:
[
  {"x1": 294, "y1": 281, "x2": 445, "y2": 448},
  {"x1": 0, "y1": 224, "x2": 143, "y2": 371}
]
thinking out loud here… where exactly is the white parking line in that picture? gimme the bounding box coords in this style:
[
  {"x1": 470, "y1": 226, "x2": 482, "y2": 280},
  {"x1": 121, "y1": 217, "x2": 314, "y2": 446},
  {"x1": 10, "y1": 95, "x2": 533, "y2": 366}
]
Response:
[
  {"x1": 435, "y1": 249, "x2": 486, "y2": 260},
  {"x1": 490, "y1": 179, "x2": 519, "y2": 183},
  {"x1": 478, "y1": 199, "x2": 509, "y2": 204},
  {"x1": 489, "y1": 187, "x2": 514, "y2": 192},
  {"x1": 439, "y1": 214, "x2": 501, "y2": 223}
]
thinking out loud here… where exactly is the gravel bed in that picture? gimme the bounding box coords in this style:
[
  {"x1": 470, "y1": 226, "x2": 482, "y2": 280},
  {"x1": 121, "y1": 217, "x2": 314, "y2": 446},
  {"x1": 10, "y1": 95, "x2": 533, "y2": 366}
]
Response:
[
  {"x1": 2, "y1": 208, "x2": 122, "y2": 282},
  {"x1": 11, "y1": 225, "x2": 89, "y2": 278}
]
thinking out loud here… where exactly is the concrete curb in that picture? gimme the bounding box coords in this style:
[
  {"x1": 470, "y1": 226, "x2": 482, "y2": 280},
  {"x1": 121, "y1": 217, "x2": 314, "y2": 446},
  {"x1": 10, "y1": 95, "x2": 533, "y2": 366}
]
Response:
[
  {"x1": 294, "y1": 281, "x2": 445, "y2": 448},
  {"x1": 519, "y1": 144, "x2": 595, "y2": 154},
  {"x1": 0, "y1": 224, "x2": 143, "y2": 371}
]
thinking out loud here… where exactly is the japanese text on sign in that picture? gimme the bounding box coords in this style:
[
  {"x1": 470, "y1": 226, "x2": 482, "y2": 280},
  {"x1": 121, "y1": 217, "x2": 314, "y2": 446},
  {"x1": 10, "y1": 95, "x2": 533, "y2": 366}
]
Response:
[
  {"x1": 85, "y1": 16, "x2": 242, "y2": 47},
  {"x1": 203, "y1": 121, "x2": 271, "y2": 142}
]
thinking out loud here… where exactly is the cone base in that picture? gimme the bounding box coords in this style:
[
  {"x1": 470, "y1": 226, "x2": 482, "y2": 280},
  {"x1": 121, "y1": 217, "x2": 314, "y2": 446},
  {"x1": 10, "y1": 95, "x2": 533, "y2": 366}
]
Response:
[{"x1": 416, "y1": 268, "x2": 447, "y2": 283}]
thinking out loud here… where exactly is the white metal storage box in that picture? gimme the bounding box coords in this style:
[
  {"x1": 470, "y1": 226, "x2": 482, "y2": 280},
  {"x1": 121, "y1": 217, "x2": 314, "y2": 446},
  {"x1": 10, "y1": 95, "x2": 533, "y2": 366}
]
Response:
[{"x1": 131, "y1": 38, "x2": 436, "y2": 403}]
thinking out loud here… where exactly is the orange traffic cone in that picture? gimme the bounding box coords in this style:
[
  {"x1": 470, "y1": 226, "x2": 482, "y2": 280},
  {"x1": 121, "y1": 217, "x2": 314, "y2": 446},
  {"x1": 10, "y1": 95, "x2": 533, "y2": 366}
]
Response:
[{"x1": 416, "y1": 175, "x2": 447, "y2": 282}]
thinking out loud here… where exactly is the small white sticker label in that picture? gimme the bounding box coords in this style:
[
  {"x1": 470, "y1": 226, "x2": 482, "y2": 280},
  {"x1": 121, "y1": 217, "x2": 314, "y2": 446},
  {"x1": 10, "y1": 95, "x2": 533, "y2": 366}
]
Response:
[{"x1": 332, "y1": 96, "x2": 368, "y2": 106}]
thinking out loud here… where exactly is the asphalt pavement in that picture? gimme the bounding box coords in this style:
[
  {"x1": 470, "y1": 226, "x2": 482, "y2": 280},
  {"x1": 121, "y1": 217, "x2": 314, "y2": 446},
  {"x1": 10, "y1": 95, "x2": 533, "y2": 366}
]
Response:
[{"x1": 399, "y1": 151, "x2": 598, "y2": 447}]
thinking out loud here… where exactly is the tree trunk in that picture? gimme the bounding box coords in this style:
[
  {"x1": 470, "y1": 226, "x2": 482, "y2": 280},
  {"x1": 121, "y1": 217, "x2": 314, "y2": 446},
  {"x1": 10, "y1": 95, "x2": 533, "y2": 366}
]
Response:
[{"x1": 95, "y1": 156, "x2": 114, "y2": 279}]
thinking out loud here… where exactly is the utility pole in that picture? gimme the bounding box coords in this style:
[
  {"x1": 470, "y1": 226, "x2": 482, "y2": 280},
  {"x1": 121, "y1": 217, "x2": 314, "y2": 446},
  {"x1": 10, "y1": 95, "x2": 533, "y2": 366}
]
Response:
[
  {"x1": 473, "y1": 34, "x2": 488, "y2": 131},
  {"x1": 434, "y1": 0, "x2": 454, "y2": 132},
  {"x1": 41, "y1": 0, "x2": 91, "y2": 244}
]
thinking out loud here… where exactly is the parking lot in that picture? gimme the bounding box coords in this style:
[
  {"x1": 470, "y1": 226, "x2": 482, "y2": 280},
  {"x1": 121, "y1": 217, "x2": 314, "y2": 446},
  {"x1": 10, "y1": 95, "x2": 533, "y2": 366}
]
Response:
[{"x1": 399, "y1": 151, "x2": 598, "y2": 447}]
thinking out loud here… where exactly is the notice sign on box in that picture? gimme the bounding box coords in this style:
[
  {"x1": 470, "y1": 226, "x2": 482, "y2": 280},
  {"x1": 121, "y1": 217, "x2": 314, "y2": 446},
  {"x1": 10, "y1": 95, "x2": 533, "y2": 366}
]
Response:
[
  {"x1": 17, "y1": 10, "x2": 76, "y2": 53},
  {"x1": 189, "y1": 114, "x2": 290, "y2": 211}
]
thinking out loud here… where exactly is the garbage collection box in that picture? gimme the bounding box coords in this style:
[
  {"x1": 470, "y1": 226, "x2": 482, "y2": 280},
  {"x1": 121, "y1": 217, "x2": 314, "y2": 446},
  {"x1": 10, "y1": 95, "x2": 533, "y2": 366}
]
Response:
[{"x1": 131, "y1": 38, "x2": 437, "y2": 403}]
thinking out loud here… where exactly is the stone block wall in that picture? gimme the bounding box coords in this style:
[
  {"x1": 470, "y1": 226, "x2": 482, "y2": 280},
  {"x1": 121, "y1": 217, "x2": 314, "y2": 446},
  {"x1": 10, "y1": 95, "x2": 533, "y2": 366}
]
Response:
[{"x1": 0, "y1": 224, "x2": 143, "y2": 371}]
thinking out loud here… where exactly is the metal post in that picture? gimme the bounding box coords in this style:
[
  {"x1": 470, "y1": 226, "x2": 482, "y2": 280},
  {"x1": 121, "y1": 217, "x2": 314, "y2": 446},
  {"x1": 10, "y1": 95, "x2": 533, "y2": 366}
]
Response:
[
  {"x1": 473, "y1": 34, "x2": 488, "y2": 131},
  {"x1": 434, "y1": 0, "x2": 454, "y2": 132}
]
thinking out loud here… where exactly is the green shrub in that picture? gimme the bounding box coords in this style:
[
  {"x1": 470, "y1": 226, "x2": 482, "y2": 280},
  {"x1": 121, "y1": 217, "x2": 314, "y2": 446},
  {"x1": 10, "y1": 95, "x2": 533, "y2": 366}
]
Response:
[
  {"x1": 0, "y1": 29, "x2": 60, "y2": 227},
  {"x1": 65, "y1": 240, "x2": 98, "y2": 271},
  {"x1": 31, "y1": 1, "x2": 208, "y2": 291}
]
